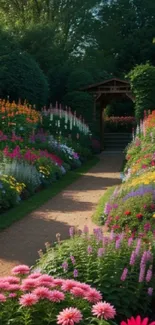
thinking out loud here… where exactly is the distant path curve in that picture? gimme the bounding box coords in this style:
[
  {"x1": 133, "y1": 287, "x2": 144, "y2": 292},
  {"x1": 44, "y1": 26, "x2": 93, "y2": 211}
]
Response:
[{"x1": 0, "y1": 152, "x2": 123, "y2": 276}]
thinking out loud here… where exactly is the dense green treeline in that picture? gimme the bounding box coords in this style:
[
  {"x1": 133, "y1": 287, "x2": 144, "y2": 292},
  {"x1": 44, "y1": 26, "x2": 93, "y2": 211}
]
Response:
[{"x1": 0, "y1": 0, "x2": 155, "y2": 120}]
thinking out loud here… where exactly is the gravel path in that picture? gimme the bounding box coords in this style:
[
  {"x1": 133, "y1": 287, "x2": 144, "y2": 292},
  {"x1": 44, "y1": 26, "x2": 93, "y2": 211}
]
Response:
[{"x1": 0, "y1": 152, "x2": 124, "y2": 276}]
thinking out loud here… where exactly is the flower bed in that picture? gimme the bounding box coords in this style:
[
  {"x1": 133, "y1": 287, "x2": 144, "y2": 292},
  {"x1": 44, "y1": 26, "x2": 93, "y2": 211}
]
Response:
[
  {"x1": 36, "y1": 226, "x2": 155, "y2": 321},
  {"x1": 0, "y1": 100, "x2": 93, "y2": 215},
  {"x1": 0, "y1": 263, "x2": 116, "y2": 325}
]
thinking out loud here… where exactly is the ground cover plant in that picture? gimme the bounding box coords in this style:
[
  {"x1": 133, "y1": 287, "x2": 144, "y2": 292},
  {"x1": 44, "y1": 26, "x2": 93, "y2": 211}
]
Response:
[{"x1": 36, "y1": 227, "x2": 155, "y2": 322}]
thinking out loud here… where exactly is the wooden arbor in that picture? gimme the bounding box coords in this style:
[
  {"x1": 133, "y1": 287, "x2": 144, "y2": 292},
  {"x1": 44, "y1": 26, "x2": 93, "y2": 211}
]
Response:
[{"x1": 81, "y1": 78, "x2": 135, "y2": 145}]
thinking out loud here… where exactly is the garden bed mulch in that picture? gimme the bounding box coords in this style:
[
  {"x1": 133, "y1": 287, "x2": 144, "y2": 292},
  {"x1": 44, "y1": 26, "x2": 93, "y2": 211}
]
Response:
[{"x1": 0, "y1": 152, "x2": 123, "y2": 276}]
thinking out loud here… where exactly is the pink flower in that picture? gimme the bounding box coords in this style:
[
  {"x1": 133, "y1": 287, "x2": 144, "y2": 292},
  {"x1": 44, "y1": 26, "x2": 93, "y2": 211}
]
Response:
[
  {"x1": 85, "y1": 288, "x2": 102, "y2": 303},
  {"x1": 0, "y1": 293, "x2": 6, "y2": 302},
  {"x1": 75, "y1": 282, "x2": 90, "y2": 291},
  {"x1": 33, "y1": 286, "x2": 51, "y2": 299},
  {"x1": 92, "y1": 301, "x2": 116, "y2": 320},
  {"x1": 9, "y1": 293, "x2": 17, "y2": 298},
  {"x1": 12, "y1": 265, "x2": 30, "y2": 275},
  {"x1": 0, "y1": 281, "x2": 10, "y2": 290},
  {"x1": 61, "y1": 280, "x2": 77, "y2": 292},
  {"x1": 48, "y1": 290, "x2": 65, "y2": 302},
  {"x1": 36, "y1": 274, "x2": 54, "y2": 287},
  {"x1": 1, "y1": 276, "x2": 20, "y2": 284},
  {"x1": 21, "y1": 279, "x2": 38, "y2": 291},
  {"x1": 70, "y1": 287, "x2": 85, "y2": 298},
  {"x1": 53, "y1": 279, "x2": 65, "y2": 287},
  {"x1": 121, "y1": 316, "x2": 155, "y2": 325},
  {"x1": 57, "y1": 307, "x2": 82, "y2": 325},
  {"x1": 7, "y1": 284, "x2": 20, "y2": 292},
  {"x1": 19, "y1": 293, "x2": 39, "y2": 307},
  {"x1": 28, "y1": 273, "x2": 42, "y2": 279}
]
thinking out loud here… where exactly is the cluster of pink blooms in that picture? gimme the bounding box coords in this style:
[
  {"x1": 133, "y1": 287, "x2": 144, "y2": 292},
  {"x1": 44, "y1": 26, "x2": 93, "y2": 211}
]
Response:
[
  {"x1": 3, "y1": 146, "x2": 63, "y2": 166},
  {"x1": 0, "y1": 264, "x2": 116, "y2": 325}
]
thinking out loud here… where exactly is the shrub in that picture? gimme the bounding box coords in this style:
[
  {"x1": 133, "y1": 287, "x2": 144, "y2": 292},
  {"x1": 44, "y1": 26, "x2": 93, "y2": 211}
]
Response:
[
  {"x1": 128, "y1": 63, "x2": 155, "y2": 119},
  {"x1": 0, "y1": 51, "x2": 49, "y2": 108},
  {"x1": 0, "y1": 175, "x2": 25, "y2": 212},
  {"x1": 36, "y1": 227, "x2": 155, "y2": 321}
]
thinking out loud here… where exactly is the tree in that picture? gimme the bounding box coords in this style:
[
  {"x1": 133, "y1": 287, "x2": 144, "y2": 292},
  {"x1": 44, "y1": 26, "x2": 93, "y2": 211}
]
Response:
[
  {"x1": 0, "y1": 30, "x2": 49, "y2": 107},
  {"x1": 128, "y1": 63, "x2": 155, "y2": 119}
]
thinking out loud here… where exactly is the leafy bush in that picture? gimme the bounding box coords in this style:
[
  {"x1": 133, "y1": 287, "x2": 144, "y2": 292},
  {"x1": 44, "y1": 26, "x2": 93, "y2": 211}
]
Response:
[
  {"x1": 0, "y1": 175, "x2": 25, "y2": 212},
  {"x1": 128, "y1": 63, "x2": 155, "y2": 119},
  {"x1": 0, "y1": 264, "x2": 116, "y2": 325},
  {"x1": 0, "y1": 52, "x2": 49, "y2": 108},
  {"x1": 36, "y1": 228, "x2": 155, "y2": 321}
]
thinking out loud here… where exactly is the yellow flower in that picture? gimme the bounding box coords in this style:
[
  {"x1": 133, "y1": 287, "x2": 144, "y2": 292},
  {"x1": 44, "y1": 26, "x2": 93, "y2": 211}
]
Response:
[{"x1": 152, "y1": 213, "x2": 155, "y2": 218}]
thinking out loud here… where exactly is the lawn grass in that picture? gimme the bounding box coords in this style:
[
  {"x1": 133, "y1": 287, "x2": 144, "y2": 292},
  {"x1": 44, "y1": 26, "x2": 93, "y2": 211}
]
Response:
[
  {"x1": 0, "y1": 157, "x2": 99, "y2": 231},
  {"x1": 92, "y1": 185, "x2": 116, "y2": 225}
]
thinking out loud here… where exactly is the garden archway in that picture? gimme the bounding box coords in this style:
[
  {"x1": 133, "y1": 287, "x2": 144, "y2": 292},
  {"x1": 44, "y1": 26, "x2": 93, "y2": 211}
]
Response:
[{"x1": 81, "y1": 78, "x2": 135, "y2": 146}]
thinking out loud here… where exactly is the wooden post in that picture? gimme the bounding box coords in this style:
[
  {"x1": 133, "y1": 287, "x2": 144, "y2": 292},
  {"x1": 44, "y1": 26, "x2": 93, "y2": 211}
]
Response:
[{"x1": 93, "y1": 96, "x2": 96, "y2": 121}]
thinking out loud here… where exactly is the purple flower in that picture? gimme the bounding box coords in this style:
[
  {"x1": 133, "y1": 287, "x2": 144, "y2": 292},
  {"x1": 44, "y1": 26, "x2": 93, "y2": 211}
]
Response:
[
  {"x1": 109, "y1": 230, "x2": 115, "y2": 241},
  {"x1": 115, "y1": 238, "x2": 121, "y2": 249},
  {"x1": 83, "y1": 225, "x2": 89, "y2": 234},
  {"x1": 130, "y1": 250, "x2": 136, "y2": 266},
  {"x1": 121, "y1": 268, "x2": 128, "y2": 281},
  {"x1": 148, "y1": 287, "x2": 153, "y2": 296},
  {"x1": 87, "y1": 245, "x2": 93, "y2": 255},
  {"x1": 69, "y1": 227, "x2": 75, "y2": 237},
  {"x1": 146, "y1": 268, "x2": 152, "y2": 282},
  {"x1": 128, "y1": 237, "x2": 133, "y2": 247},
  {"x1": 93, "y1": 228, "x2": 103, "y2": 241},
  {"x1": 62, "y1": 261, "x2": 68, "y2": 272},
  {"x1": 139, "y1": 263, "x2": 146, "y2": 282},
  {"x1": 70, "y1": 255, "x2": 76, "y2": 265},
  {"x1": 97, "y1": 248, "x2": 104, "y2": 257},
  {"x1": 135, "y1": 239, "x2": 141, "y2": 255},
  {"x1": 144, "y1": 223, "x2": 151, "y2": 232},
  {"x1": 73, "y1": 269, "x2": 78, "y2": 278}
]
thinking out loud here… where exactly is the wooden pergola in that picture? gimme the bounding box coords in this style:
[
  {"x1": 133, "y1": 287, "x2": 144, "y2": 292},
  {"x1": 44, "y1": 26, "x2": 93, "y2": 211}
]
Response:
[{"x1": 81, "y1": 78, "x2": 135, "y2": 121}]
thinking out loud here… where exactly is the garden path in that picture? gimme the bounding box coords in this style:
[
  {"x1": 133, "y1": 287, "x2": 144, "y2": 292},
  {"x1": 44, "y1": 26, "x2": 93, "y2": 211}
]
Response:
[{"x1": 0, "y1": 152, "x2": 123, "y2": 276}]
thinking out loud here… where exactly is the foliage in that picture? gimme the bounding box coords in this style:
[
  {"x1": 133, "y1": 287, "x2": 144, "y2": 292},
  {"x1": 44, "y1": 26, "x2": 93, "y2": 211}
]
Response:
[
  {"x1": 0, "y1": 47, "x2": 49, "y2": 107},
  {"x1": 0, "y1": 175, "x2": 25, "y2": 212},
  {"x1": 0, "y1": 264, "x2": 115, "y2": 325},
  {"x1": 36, "y1": 227, "x2": 155, "y2": 321},
  {"x1": 128, "y1": 64, "x2": 155, "y2": 119}
]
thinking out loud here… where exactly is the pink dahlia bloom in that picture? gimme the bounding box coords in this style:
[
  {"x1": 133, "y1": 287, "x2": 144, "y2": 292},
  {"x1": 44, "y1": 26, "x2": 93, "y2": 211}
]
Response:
[
  {"x1": 0, "y1": 281, "x2": 10, "y2": 290},
  {"x1": 53, "y1": 279, "x2": 65, "y2": 287},
  {"x1": 48, "y1": 290, "x2": 65, "y2": 302},
  {"x1": 85, "y1": 288, "x2": 102, "y2": 303},
  {"x1": 121, "y1": 316, "x2": 155, "y2": 325},
  {"x1": 7, "y1": 284, "x2": 20, "y2": 292},
  {"x1": 19, "y1": 293, "x2": 39, "y2": 307},
  {"x1": 36, "y1": 274, "x2": 54, "y2": 287},
  {"x1": 12, "y1": 265, "x2": 30, "y2": 275},
  {"x1": 1, "y1": 276, "x2": 20, "y2": 284},
  {"x1": 9, "y1": 293, "x2": 17, "y2": 298},
  {"x1": 57, "y1": 307, "x2": 82, "y2": 325},
  {"x1": 33, "y1": 286, "x2": 51, "y2": 299},
  {"x1": 75, "y1": 282, "x2": 90, "y2": 292},
  {"x1": 71, "y1": 287, "x2": 85, "y2": 298},
  {"x1": 28, "y1": 273, "x2": 42, "y2": 279},
  {"x1": 92, "y1": 301, "x2": 116, "y2": 320},
  {"x1": 0, "y1": 293, "x2": 6, "y2": 302},
  {"x1": 61, "y1": 280, "x2": 78, "y2": 292},
  {"x1": 21, "y1": 278, "x2": 38, "y2": 291}
]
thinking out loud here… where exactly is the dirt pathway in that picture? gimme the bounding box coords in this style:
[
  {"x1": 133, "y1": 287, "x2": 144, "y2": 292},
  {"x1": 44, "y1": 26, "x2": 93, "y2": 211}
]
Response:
[{"x1": 0, "y1": 153, "x2": 124, "y2": 276}]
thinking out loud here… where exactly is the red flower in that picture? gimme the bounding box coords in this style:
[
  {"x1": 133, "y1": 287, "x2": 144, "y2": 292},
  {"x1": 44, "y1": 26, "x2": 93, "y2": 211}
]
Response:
[
  {"x1": 136, "y1": 213, "x2": 143, "y2": 219},
  {"x1": 121, "y1": 316, "x2": 155, "y2": 325},
  {"x1": 150, "y1": 204, "x2": 155, "y2": 210},
  {"x1": 125, "y1": 211, "x2": 131, "y2": 216}
]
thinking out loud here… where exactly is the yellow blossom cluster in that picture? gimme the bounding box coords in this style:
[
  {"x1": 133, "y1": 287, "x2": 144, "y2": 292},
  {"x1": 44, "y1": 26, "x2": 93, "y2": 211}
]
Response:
[
  {"x1": 126, "y1": 171, "x2": 155, "y2": 187},
  {"x1": 39, "y1": 166, "x2": 50, "y2": 176},
  {"x1": 2, "y1": 176, "x2": 26, "y2": 194}
]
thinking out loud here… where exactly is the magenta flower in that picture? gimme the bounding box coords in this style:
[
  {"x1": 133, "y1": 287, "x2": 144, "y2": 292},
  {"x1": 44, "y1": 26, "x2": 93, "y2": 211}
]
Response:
[
  {"x1": 146, "y1": 268, "x2": 152, "y2": 282},
  {"x1": 57, "y1": 307, "x2": 82, "y2": 325},
  {"x1": 0, "y1": 293, "x2": 6, "y2": 302},
  {"x1": 148, "y1": 287, "x2": 153, "y2": 296},
  {"x1": 19, "y1": 293, "x2": 39, "y2": 307},
  {"x1": 130, "y1": 250, "x2": 136, "y2": 266},
  {"x1": 73, "y1": 269, "x2": 78, "y2": 278},
  {"x1": 87, "y1": 245, "x2": 93, "y2": 255},
  {"x1": 92, "y1": 301, "x2": 116, "y2": 320},
  {"x1": 121, "y1": 316, "x2": 155, "y2": 325},
  {"x1": 120, "y1": 268, "x2": 128, "y2": 281},
  {"x1": 12, "y1": 264, "x2": 30, "y2": 275}
]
